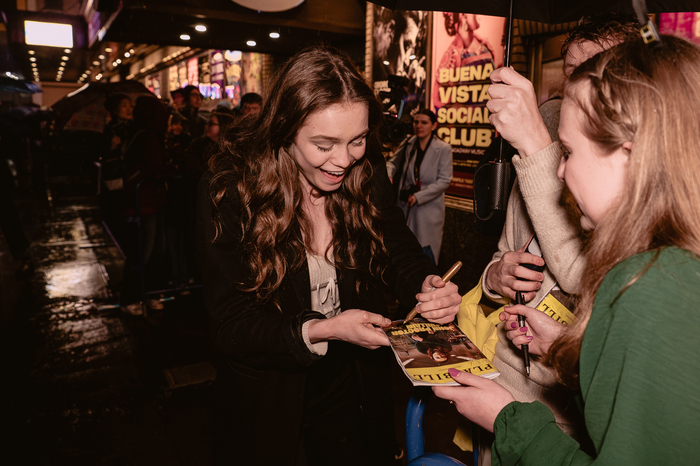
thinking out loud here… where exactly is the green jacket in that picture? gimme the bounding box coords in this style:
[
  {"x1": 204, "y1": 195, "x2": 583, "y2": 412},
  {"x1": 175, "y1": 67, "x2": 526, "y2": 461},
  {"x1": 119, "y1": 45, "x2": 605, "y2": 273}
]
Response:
[{"x1": 493, "y1": 247, "x2": 700, "y2": 465}]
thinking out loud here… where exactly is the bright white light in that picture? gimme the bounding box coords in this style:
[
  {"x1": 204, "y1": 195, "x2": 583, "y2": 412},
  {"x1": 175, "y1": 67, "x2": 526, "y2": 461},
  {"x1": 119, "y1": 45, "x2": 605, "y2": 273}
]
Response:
[
  {"x1": 116, "y1": 59, "x2": 121, "y2": 64},
  {"x1": 24, "y1": 21, "x2": 73, "y2": 48},
  {"x1": 59, "y1": 66, "x2": 64, "y2": 70},
  {"x1": 195, "y1": 25, "x2": 207, "y2": 32},
  {"x1": 28, "y1": 50, "x2": 35, "y2": 55},
  {"x1": 64, "y1": 48, "x2": 71, "y2": 53},
  {"x1": 61, "y1": 56, "x2": 69, "y2": 60},
  {"x1": 409, "y1": 54, "x2": 416, "y2": 60},
  {"x1": 30, "y1": 57, "x2": 36, "y2": 62},
  {"x1": 124, "y1": 52, "x2": 130, "y2": 57},
  {"x1": 180, "y1": 34, "x2": 191, "y2": 40},
  {"x1": 383, "y1": 60, "x2": 390, "y2": 65},
  {"x1": 98, "y1": 54, "x2": 105, "y2": 59},
  {"x1": 60, "y1": 62, "x2": 66, "y2": 66},
  {"x1": 112, "y1": 62, "x2": 117, "y2": 66},
  {"x1": 246, "y1": 40, "x2": 256, "y2": 46},
  {"x1": 269, "y1": 32, "x2": 280, "y2": 39}
]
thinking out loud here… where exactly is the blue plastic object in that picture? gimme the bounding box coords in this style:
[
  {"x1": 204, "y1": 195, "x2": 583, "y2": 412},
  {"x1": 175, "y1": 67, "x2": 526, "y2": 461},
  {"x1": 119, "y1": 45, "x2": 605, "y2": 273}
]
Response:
[{"x1": 405, "y1": 387, "x2": 471, "y2": 466}]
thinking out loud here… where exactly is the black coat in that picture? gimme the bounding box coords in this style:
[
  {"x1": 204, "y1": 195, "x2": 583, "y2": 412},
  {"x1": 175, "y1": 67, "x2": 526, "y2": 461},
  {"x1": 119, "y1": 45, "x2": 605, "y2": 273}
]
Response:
[{"x1": 197, "y1": 154, "x2": 436, "y2": 464}]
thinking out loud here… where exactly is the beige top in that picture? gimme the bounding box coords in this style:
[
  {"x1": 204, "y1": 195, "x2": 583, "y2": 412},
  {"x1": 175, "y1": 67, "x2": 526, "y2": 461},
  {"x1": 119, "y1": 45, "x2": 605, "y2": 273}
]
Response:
[{"x1": 301, "y1": 253, "x2": 341, "y2": 355}]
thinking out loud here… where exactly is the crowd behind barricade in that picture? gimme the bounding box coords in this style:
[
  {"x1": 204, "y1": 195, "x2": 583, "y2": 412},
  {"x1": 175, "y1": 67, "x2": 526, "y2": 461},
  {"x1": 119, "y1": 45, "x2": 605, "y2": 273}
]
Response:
[{"x1": 96, "y1": 89, "x2": 262, "y2": 316}]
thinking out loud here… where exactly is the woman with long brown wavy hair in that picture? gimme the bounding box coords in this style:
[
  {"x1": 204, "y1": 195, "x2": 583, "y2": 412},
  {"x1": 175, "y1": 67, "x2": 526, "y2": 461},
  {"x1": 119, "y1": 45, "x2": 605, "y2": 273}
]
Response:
[
  {"x1": 435, "y1": 36, "x2": 700, "y2": 464},
  {"x1": 197, "y1": 45, "x2": 461, "y2": 465}
]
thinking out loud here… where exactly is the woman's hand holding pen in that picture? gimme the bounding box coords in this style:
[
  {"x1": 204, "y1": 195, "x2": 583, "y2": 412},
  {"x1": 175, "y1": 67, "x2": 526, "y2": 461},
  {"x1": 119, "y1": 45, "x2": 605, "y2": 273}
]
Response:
[
  {"x1": 433, "y1": 368, "x2": 515, "y2": 433},
  {"x1": 307, "y1": 309, "x2": 391, "y2": 350},
  {"x1": 500, "y1": 305, "x2": 565, "y2": 357},
  {"x1": 415, "y1": 275, "x2": 461, "y2": 324}
]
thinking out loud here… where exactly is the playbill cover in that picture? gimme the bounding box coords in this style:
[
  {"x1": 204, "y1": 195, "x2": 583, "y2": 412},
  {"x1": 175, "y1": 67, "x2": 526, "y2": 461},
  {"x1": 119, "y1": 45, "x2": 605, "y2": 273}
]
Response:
[{"x1": 384, "y1": 317, "x2": 499, "y2": 386}]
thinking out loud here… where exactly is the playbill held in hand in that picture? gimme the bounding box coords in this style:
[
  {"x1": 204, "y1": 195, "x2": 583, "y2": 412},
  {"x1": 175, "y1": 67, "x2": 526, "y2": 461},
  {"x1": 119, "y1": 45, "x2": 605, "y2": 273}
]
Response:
[{"x1": 384, "y1": 317, "x2": 499, "y2": 386}]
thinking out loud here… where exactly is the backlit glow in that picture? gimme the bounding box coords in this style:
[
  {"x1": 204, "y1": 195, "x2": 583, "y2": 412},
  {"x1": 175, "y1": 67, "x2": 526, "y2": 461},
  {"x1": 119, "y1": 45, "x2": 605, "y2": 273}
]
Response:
[{"x1": 24, "y1": 21, "x2": 73, "y2": 48}]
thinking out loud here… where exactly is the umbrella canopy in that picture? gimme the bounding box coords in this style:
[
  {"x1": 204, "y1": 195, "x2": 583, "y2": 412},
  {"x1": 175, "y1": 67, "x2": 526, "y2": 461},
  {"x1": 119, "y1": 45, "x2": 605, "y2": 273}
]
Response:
[
  {"x1": 51, "y1": 81, "x2": 154, "y2": 133},
  {"x1": 0, "y1": 76, "x2": 42, "y2": 94},
  {"x1": 371, "y1": 0, "x2": 700, "y2": 24}
]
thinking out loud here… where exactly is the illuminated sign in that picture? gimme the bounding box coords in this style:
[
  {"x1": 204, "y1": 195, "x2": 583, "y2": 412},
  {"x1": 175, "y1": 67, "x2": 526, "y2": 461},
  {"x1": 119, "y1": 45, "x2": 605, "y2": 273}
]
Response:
[{"x1": 24, "y1": 20, "x2": 73, "y2": 47}]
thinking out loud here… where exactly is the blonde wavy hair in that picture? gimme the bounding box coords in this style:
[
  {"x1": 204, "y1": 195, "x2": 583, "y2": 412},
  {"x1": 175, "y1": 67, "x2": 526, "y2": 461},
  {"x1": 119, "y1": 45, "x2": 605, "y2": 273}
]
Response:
[{"x1": 546, "y1": 35, "x2": 700, "y2": 387}]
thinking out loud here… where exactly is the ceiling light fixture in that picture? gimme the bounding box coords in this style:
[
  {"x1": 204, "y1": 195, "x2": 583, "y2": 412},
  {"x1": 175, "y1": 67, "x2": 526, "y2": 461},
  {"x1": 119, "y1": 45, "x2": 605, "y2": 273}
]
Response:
[
  {"x1": 64, "y1": 48, "x2": 71, "y2": 53},
  {"x1": 105, "y1": 47, "x2": 113, "y2": 52},
  {"x1": 61, "y1": 56, "x2": 69, "y2": 60},
  {"x1": 269, "y1": 32, "x2": 280, "y2": 39},
  {"x1": 246, "y1": 40, "x2": 256, "y2": 46},
  {"x1": 116, "y1": 59, "x2": 121, "y2": 64},
  {"x1": 195, "y1": 25, "x2": 207, "y2": 32},
  {"x1": 30, "y1": 57, "x2": 36, "y2": 62},
  {"x1": 124, "y1": 52, "x2": 130, "y2": 58},
  {"x1": 28, "y1": 50, "x2": 35, "y2": 55},
  {"x1": 180, "y1": 34, "x2": 191, "y2": 40},
  {"x1": 98, "y1": 54, "x2": 105, "y2": 59}
]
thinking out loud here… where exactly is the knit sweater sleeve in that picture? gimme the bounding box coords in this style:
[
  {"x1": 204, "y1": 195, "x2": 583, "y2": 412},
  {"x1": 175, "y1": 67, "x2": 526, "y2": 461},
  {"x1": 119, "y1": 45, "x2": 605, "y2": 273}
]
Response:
[{"x1": 512, "y1": 143, "x2": 585, "y2": 294}]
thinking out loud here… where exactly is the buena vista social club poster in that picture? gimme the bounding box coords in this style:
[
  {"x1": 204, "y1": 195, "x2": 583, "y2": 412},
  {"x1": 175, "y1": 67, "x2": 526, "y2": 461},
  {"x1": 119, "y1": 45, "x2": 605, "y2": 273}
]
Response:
[{"x1": 431, "y1": 13, "x2": 505, "y2": 211}]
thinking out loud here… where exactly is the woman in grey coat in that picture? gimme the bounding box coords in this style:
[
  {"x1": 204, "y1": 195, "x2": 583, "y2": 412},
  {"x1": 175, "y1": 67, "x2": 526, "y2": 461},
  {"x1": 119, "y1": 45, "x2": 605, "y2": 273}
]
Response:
[{"x1": 387, "y1": 109, "x2": 453, "y2": 264}]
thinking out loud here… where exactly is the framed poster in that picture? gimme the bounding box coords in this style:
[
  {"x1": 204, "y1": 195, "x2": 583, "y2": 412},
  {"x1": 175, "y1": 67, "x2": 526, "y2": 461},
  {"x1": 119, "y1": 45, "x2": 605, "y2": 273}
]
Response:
[{"x1": 431, "y1": 13, "x2": 505, "y2": 211}]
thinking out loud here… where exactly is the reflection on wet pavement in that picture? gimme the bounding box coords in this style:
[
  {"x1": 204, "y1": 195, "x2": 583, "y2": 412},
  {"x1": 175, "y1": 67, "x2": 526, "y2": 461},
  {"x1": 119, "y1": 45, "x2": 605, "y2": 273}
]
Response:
[{"x1": 1, "y1": 180, "x2": 214, "y2": 465}]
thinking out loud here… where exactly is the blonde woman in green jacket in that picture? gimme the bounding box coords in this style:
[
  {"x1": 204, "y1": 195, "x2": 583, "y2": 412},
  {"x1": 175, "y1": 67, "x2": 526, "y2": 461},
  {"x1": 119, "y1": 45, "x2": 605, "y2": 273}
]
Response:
[{"x1": 436, "y1": 35, "x2": 700, "y2": 465}]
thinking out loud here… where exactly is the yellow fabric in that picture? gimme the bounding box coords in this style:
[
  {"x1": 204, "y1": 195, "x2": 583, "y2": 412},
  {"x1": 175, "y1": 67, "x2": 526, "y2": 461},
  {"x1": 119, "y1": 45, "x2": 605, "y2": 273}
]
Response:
[
  {"x1": 456, "y1": 278, "x2": 502, "y2": 362},
  {"x1": 453, "y1": 278, "x2": 502, "y2": 452},
  {"x1": 452, "y1": 280, "x2": 577, "y2": 451}
]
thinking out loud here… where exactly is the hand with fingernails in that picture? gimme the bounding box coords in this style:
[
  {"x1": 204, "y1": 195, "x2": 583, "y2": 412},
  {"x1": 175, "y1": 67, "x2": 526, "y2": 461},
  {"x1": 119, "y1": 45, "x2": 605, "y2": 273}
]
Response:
[
  {"x1": 433, "y1": 368, "x2": 515, "y2": 432},
  {"x1": 499, "y1": 304, "x2": 567, "y2": 357}
]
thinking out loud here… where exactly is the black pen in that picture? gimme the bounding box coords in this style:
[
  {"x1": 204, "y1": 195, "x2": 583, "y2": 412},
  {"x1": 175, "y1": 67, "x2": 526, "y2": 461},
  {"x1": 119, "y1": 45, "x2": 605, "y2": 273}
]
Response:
[{"x1": 515, "y1": 291, "x2": 530, "y2": 376}]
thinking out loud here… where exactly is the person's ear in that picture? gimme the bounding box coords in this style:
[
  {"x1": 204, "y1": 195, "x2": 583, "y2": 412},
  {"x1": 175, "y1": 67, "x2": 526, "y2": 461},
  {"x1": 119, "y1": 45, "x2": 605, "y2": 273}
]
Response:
[{"x1": 622, "y1": 141, "x2": 633, "y2": 154}]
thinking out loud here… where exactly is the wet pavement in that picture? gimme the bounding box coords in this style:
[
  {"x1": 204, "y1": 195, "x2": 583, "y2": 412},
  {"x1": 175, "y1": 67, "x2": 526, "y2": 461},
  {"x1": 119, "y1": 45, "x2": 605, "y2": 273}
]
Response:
[{"x1": 0, "y1": 173, "x2": 470, "y2": 465}]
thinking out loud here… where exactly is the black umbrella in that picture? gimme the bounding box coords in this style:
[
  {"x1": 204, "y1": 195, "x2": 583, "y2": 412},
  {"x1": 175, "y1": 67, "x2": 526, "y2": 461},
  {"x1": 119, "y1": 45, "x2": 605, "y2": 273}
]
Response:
[
  {"x1": 371, "y1": 0, "x2": 700, "y2": 24},
  {"x1": 0, "y1": 76, "x2": 42, "y2": 94},
  {"x1": 51, "y1": 81, "x2": 154, "y2": 132}
]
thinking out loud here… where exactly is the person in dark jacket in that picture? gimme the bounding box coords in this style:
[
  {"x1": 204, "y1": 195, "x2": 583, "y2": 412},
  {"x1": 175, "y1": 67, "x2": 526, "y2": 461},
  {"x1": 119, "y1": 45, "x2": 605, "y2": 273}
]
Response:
[
  {"x1": 179, "y1": 85, "x2": 207, "y2": 139},
  {"x1": 198, "y1": 45, "x2": 461, "y2": 466},
  {"x1": 120, "y1": 96, "x2": 169, "y2": 315}
]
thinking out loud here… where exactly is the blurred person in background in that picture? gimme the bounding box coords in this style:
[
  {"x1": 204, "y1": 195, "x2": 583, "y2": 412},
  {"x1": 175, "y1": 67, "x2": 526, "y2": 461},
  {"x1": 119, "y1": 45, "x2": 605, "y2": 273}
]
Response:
[
  {"x1": 180, "y1": 85, "x2": 207, "y2": 139},
  {"x1": 239, "y1": 92, "x2": 262, "y2": 117},
  {"x1": 119, "y1": 96, "x2": 169, "y2": 315},
  {"x1": 386, "y1": 109, "x2": 453, "y2": 265}
]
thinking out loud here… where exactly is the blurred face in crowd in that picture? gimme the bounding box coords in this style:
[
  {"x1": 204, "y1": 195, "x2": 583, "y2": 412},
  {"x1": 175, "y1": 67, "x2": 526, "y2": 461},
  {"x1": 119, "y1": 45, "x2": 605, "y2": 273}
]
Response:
[
  {"x1": 206, "y1": 115, "x2": 220, "y2": 141},
  {"x1": 557, "y1": 91, "x2": 629, "y2": 230},
  {"x1": 117, "y1": 98, "x2": 133, "y2": 121},
  {"x1": 170, "y1": 120, "x2": 183, "y2": 136},
  {"x1": 189, "y1": 90, "x2": 203, "y2": 109},
  {"x1": 413, "y1": 113, "x2": 436, "y2": 141},
  {"x1": 171, "y1": 93, "x2": 184, "y2": 110},
  {"x1": 242, "y1": 102, "x2": 261, "y2": 116},
  {"x1": 290, "y1": 102, "x2": 368, "y2": 196}
]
